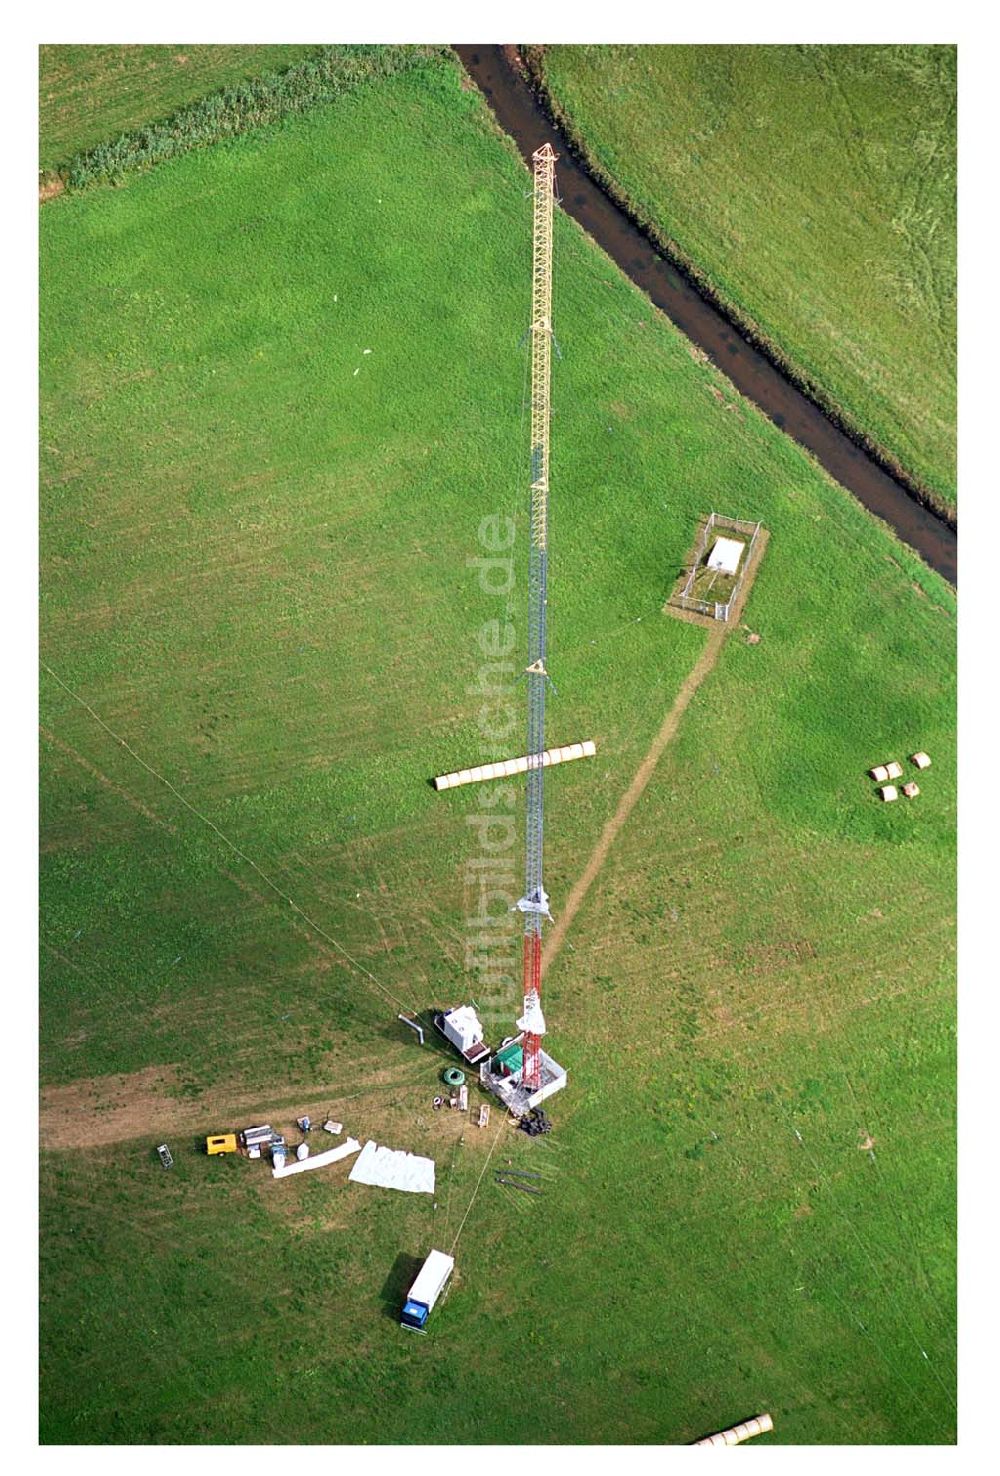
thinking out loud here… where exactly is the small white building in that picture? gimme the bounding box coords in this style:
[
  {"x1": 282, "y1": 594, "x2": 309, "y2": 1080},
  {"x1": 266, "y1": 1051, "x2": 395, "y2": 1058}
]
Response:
[
  {"x1": 707, "y1": 536, "x2": 745, "y2": 576},
  {"x1": 438, "y1": 1005, "x2": 490, "y2": 1064}
]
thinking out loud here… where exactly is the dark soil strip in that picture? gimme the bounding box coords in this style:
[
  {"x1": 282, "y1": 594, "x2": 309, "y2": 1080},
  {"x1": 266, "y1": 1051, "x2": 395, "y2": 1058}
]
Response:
[{"x1": 455, "y1": 45, "x2": 957, "y2": 586}]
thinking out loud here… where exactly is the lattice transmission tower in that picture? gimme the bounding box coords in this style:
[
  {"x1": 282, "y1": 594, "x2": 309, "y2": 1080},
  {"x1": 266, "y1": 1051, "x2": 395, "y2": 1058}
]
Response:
[{"x1": 515, "y1": 143, "x2": 558, "y2": 1090}]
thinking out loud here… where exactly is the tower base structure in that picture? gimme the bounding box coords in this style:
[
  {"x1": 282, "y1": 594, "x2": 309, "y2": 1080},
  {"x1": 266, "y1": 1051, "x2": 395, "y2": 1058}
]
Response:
[{"x1": 479, "y1": 1033, "x2": 567, "y2": 1118}]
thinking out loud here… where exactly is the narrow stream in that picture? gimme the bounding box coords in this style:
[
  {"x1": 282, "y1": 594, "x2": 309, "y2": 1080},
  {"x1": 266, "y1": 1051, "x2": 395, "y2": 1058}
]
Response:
[{"x1": 456, "y1": 45, "x2": 957, "y2": 586}]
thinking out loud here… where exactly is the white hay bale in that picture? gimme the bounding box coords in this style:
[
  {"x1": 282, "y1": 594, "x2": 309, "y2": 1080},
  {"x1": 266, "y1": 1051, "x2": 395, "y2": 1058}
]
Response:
[
  {"x1": 911, "y1": 751, "x2": 931, "y2": 769},
  {"x1": 902, "y1": 782, "x2": 920, "y2": 799},
  {"x1": 870, "y1": 765, "x2": 889, "y2": 783},
  {"x1": 885, "y1": 760, "x2": 903, "y2": 780},
  {"x1": 878, "y1": 785, "x2": 899, "y2": 803}
]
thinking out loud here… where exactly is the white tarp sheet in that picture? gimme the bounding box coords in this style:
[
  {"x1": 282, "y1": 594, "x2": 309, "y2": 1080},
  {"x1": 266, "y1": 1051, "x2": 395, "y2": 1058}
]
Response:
[
  {"x1": 272, "y1": 1136, "x2": 361, "y2": 1180},
  {"x1": 348, "y1": 1140, "x2": 435, "y2": 1194}
]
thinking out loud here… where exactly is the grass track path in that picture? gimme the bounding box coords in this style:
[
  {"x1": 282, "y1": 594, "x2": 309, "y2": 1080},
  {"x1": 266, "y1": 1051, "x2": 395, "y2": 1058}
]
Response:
[{"x1": 543, "y1": 621, "x2": 726, "y2": 977}]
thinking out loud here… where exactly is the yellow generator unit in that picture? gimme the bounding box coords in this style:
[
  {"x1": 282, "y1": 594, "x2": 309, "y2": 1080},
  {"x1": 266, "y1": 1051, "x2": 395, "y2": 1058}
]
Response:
[{"x1": 206, "y1": 1134, "x2": 238, "y2": 1156}]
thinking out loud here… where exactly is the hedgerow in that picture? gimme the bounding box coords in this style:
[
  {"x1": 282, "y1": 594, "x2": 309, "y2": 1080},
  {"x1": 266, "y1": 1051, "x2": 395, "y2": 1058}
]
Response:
[{"x1": 64, "y1": 44, "x2": 445, "y2": 190}]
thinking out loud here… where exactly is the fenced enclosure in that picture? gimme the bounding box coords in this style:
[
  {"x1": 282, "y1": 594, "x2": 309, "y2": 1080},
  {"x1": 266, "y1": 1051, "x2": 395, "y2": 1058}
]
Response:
[{"x1": 671, "y1": 512, "x2": 762, "y2": 621}]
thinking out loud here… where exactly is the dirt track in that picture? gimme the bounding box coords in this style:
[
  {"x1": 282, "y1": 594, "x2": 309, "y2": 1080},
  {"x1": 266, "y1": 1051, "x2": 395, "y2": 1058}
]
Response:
[
  {"x1": 542, "y1": 623, "x2": 726, "y2": 977},
  {"x1": 38, "y1": 1062, "x2": 429, "y2": 1152},
  {"x1": 543, "y1": 530, "x2": 769, "y2": 975}
]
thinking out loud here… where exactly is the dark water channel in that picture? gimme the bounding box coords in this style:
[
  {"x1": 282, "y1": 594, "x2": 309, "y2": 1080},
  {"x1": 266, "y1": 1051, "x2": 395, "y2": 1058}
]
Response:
[{"x1": 455, "y1": 45, "x2": 957, "y2": 586}]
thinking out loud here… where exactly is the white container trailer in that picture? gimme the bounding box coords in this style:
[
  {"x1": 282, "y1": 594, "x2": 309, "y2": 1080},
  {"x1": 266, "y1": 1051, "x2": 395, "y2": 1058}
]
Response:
[
  {"x1": 433, "y1": 1005, "x2": 490, "y2": 1067},
  {"x1": 400, "y1": 1250, "x2": 454, "y2": 1332}
]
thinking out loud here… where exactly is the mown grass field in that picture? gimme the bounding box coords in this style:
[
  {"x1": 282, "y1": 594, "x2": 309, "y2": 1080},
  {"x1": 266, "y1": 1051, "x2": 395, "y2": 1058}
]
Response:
[
  {"x1": 39, "y1": 45, "x2": 321, "y2": 172},
  {"x1": 539, "y1": 45, "x2": 957, "y2": 517},
  {"x1": 39, "y1": 51, "x2": 955, "y2": 1444}
]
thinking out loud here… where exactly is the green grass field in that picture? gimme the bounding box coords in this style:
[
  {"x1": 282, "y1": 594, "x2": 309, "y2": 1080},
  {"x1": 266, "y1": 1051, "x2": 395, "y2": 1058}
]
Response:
[
  {"x1": 39, "y1": 44, "x2": 321, "y2": 172},
  {"x1": 538, "y1": 45, "x2": 957, "y2": 518},
  {"x1": 39, "y1": 51, "x2": 955, "y2": 1444}
]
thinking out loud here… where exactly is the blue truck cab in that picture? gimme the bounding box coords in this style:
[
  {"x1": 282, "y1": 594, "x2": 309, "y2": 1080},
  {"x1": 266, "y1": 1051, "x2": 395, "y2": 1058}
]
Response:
[{"x1": 401, "y1": 1298, "x2": 430, "y2": 1330}]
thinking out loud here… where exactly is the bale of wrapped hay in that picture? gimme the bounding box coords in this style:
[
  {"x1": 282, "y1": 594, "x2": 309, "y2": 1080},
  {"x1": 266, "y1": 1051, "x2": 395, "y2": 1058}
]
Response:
[
  {"x1": 870, "y1": 764, "x2": 889, "y2": 783},
  {"x1": 911, "y1": 751, "x2": 931, "y2": 770},
  {"x1": 902, "y1": 782, "x2": 920, "y2": 799},
  {"x1": 885, "y1": 761, "x2": 903, "y2": 780},
  {"x1": 878, "y1": 785, "x2": 899, "y2": 802}
]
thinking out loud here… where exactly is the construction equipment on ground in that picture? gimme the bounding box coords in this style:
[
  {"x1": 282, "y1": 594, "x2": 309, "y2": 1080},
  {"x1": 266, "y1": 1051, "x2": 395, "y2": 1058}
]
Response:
[
  {"x1": 241, "y1": 1124, "x2": 277, "y2": 1153},
  {"x1": 518, "y1": 1107, "x2": 553, "y2": 1137},
  {"x1": 398, "y1": 1013, "x2": 425, "y2": 1044},
  {"x1": 495, "y1": 1171, "x2": 543, "y2": 1195}
]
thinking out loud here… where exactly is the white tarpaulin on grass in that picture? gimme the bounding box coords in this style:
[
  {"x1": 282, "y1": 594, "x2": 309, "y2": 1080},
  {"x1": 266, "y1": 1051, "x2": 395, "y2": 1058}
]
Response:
[
  {"x1": 348, "y1": 1140, "x2": 435, "y2": 1194},
  {"x1": 272, "y1": 1137, "x2": 362, "y2": 1180}
]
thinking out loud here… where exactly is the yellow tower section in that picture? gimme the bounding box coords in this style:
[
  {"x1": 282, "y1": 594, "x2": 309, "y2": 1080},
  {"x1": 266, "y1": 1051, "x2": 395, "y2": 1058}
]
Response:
[{"x1": 529, "y1": 143, "x2": 556, "y2": 554}]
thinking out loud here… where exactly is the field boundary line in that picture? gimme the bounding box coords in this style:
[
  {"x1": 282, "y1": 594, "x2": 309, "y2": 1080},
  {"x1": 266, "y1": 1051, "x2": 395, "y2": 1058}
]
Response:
[
  {"x1": 44, "y1": 45, "x2": 444, "y2": 197},
  {"x1": 543, "y1": 623, "x2": 727, "y2": 977},
  {"x1": 40, "y1": 662, "x2": 417, "y2": 1018}
]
